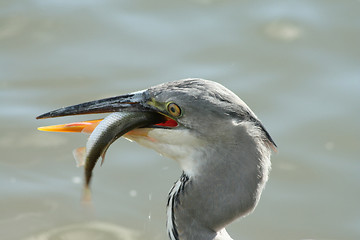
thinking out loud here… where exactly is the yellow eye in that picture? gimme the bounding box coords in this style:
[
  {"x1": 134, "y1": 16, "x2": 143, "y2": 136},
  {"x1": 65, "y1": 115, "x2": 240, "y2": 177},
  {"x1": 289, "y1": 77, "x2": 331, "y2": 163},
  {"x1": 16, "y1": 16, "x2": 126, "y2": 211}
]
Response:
[{"x1": 167, "y1": 102, "x2": 182, "y2": 117}]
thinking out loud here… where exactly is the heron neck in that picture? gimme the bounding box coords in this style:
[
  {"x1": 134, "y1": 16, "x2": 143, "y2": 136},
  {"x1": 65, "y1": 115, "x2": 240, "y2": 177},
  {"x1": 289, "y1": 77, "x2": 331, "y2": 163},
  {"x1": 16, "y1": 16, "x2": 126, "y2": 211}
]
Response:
[{"x1": 167, "y1": 136, "x2": 272, "y2": 240}]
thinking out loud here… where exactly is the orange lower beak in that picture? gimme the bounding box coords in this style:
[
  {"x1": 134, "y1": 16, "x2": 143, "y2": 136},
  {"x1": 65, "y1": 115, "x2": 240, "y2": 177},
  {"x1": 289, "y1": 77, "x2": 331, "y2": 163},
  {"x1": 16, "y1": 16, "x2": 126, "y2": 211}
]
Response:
[
  {"x1": 37, "y1": 119, "x2": 103, "y2": 134},
  {"x1": 37, "y1": 119, "x2": 151, "y2": 137}
]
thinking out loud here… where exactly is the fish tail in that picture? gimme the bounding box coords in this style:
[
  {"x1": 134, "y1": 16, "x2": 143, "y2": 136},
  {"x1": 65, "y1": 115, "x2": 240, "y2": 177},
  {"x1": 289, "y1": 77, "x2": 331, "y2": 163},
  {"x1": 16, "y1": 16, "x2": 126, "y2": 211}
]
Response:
[
  {"x1": 73, "y1": 147, "x2": 86, "y2": 167},
  {"x1": 82, "y1": 185, "x2": 92, "y2": 203}
]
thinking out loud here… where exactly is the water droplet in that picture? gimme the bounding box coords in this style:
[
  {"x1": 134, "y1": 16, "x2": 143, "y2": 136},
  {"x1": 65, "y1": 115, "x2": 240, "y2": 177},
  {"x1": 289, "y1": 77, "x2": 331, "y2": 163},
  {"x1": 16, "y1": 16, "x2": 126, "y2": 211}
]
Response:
[
  {"x1": 129, "y1": 190, "x2": 137, "y2": 197},
  {"x1": 72, "y1": 176, "x2": 82, "y2": 184}
]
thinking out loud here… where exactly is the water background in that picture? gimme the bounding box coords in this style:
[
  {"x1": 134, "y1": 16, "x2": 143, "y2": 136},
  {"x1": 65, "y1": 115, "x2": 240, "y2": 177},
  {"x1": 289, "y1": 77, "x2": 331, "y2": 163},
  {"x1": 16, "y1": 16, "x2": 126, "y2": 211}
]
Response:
[{"x1": 1, "y1": 1, "x2": 360, "y2": 239}]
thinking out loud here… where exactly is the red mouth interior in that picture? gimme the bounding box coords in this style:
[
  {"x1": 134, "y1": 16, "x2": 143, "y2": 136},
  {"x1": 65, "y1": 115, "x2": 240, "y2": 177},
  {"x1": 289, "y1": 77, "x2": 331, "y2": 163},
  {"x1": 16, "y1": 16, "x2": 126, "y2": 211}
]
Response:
[{"x1": 155, "y1": 118, "x2": 178, "y2": 127}]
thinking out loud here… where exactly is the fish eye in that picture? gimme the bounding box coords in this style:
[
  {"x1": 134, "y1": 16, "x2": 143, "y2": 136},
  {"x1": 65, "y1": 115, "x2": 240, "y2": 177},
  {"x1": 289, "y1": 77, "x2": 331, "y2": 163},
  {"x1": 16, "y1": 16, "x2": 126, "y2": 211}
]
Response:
[{"x1": 167, "y1": 102, "x2": 182, "y2": 117}]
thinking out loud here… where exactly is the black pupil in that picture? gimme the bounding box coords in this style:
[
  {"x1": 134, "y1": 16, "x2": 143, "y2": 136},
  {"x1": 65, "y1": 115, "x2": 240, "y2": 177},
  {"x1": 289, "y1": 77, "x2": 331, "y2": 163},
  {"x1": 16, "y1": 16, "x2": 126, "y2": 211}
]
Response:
[{"x1": 170, "y1": 106, "x2": 176, "y2": 113}]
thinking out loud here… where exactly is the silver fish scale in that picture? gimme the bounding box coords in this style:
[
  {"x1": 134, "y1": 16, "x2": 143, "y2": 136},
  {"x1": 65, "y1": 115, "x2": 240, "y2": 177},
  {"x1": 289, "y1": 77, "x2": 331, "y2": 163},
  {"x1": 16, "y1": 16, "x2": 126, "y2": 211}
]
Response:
[{"x1": 84, "y1": 111, "x2": 160, "y2": 188}]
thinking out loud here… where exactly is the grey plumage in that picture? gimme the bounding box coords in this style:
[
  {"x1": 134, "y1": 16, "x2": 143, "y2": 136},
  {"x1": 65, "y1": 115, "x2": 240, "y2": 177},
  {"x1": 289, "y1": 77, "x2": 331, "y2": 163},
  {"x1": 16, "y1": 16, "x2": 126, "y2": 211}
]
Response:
[{"x1": 137, "y1": 79, "x2": 276, "y2": 240}]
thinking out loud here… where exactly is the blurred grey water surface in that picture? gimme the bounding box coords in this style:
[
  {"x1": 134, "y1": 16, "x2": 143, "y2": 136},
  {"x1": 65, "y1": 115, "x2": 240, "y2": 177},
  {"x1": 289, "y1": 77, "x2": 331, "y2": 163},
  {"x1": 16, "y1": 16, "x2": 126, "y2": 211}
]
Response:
[{"x1": 1, "y1": 1, "x2": 360, "y2": 240}]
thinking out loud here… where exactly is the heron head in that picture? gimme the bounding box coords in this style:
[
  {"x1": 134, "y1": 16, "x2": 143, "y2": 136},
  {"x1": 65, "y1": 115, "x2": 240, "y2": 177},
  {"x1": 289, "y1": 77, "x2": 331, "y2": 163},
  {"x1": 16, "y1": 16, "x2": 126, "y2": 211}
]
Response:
[{"x1": 128, "y1": 79, "x2": 276, "y2": 174}]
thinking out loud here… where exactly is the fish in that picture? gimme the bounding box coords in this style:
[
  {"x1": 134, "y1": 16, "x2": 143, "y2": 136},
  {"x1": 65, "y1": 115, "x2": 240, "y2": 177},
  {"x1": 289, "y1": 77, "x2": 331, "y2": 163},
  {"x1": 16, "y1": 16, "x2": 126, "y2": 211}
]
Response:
[
  {"x1": 37, "y1": 111, "x2": 168, "y2": 201},
  {"x1": 74, "y1": 112, "x2": 162, "y2": 200}
]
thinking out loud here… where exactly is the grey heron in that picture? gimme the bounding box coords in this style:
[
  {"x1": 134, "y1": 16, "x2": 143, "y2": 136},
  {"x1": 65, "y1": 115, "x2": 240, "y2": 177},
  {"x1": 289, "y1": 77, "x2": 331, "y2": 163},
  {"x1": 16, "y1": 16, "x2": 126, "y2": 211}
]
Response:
[{"x1": 37, "y1": 78, "x2": 276, "y2": 240}]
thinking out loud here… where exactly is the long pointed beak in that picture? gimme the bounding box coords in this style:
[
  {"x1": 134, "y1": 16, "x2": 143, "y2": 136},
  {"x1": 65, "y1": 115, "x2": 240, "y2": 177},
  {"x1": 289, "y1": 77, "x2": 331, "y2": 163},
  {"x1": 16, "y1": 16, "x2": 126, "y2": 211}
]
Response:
[
  {"x1": 36, "y1": 90, "x2": 149, "y2": 119},
  {"x1": 36, "y1": 89, "x2": 178, "y2": 133}
]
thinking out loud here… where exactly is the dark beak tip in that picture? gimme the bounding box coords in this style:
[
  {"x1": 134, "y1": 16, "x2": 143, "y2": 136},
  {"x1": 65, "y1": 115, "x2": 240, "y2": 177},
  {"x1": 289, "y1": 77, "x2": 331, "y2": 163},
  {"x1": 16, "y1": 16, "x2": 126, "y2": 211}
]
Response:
[
  {"x1": 36, "y1": 112, "x2": 52, "y2": 119},
  {"x1": 36, "y1": 114, "x2": 45, "y2": 119}
]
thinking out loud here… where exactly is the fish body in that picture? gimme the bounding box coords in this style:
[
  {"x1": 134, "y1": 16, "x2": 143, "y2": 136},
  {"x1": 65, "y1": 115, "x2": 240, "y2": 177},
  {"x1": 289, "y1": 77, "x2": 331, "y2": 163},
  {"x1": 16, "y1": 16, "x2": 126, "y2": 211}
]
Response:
[{"x1": 75, "y1": 111, "x2": 162, "y2": 194}]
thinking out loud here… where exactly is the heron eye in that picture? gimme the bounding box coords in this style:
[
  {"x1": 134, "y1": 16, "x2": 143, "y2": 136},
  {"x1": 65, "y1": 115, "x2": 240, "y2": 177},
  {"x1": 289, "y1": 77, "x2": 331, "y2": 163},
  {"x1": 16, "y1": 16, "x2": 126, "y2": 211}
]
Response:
[{"x1": 167, "y1": 102, "x2": 182, "y2": 117}]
